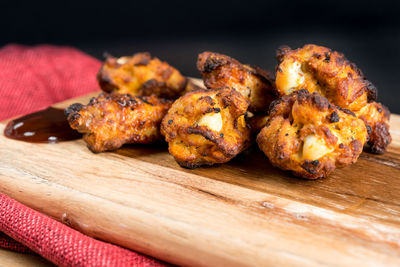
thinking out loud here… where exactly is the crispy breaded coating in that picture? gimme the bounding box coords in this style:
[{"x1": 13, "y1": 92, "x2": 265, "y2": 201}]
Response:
[
  {"x1": 161, "y1": 87, "x2": 251, "y2": 168},
  {"x1": 65, "y1": 93, "x2": 172, "y2": 153},
  {"x1": 356, "y1": 101, "x2": 391, "y2": 154},
  {"x1": 275, "y1": 44, "x2": 376, "y2": 111},
  {"x1": 275, "y1": 44, "x2": 391, "y2": 153},
  {"x1": 97, "y1": 52, "x2": 189, "y2": 99},
  {"x1": 257, "y1": 90, "x2": 368, "y2": 179},
  {"x1": 197, "y1": 51, "x2": 276, "y2": 113}
]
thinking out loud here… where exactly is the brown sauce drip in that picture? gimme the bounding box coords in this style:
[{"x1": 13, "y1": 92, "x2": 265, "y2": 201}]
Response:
[{"x1": 4, "y1": 107, "x2": 81, "y2": 143}]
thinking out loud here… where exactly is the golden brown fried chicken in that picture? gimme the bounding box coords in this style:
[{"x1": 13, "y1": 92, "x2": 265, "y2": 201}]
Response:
[
  {"x1": 97, "y1": 52, "x2": 192, "y2": 99},
  {"x1": 161, "y1": 87, "x2": 251, "y2": 168},
  {"x1": 257, "y1": 90, "x2": 368, "y2": 179},
  {"x1": 275, "y1": 44, "x2": 391, "y2": 153},
  {"x1": 356, "y1": 102, "x2": 391, "y2": 154},
  {"x1": 65, "y1": 93, "x2": 172, "y2": 153},
  {"x1": 275, "y1": 44, "x2": 376, "y2": 111},
  {"x1": 197, "y1": 51, "x2": 276, "y2": 113}
]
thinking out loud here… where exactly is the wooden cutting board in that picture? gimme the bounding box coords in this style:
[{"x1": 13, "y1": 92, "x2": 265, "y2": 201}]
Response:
[{"x1": 1, "y1": 81, "x2": 400, "y2": 266}]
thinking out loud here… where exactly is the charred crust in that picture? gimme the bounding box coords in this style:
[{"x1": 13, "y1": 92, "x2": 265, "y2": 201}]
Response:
[
  {"x1": 97, "y1": 69, "x2": 118, "y2": 93},
  {"x1": 365, "y1": 124, "x2": 372, "y2": 135},
  {"x1": 185, "y1": 127, "x2": 237, "y2": 158},
  {"x1": 301, "y1": 160, "x2": 319, "y2": 174},
  {"x1": 65, "y1": 103, "x2": 83, "y2": 116},
  {"x1": 201, "y1": 56, "x2": 227, "y2": 73},
  {"x1": 313, "y1": 53, "x2": 322, "y2": 59},
  {"x1": 186, "y1": 127, "x2": 215, "y2": 142},
  {"x1": 137, "y1": 96, "x2": 154, "y2": 106},
  {"x1": 320, "y1": 126, "x2": 337, "y2": 145},
  {"x1": 268, "y1": 98, "x2": 282, "y2": 114},
  {"x1": 204, "y1": 107, "x2": 213, "y2": 113},
  {"x1": 276, "y1": 45, "x2": 291, "y2": 63},
  {"x1": 221, "y1": 94, "x2": 233, "y2": 109},
  {"x1": 350, "y1": 139, "x2": 363, "y2": 154},
  {"x1": 268, "y1": 91, "x2": 300, "y2": 117},
  {"x1": 293, "y1": 90, "x2": 330, "y2": 111},
  {"x1": 138, "y1": 120, "x2": 146, "y2": 129},
  {"x1": 176, "y1": 160, "x2": 213, "y2": 169},
  {"x1": 258, "y1": 78, "x2": 369, "y2": 179},
  {"x1": 349, "y1": 62, "x2": 363, "y2": 76},
  {"x1": 198, "y1": 51, "x2": 274, "y2": 113},
  {"x1": 198, "y1": 95, "x2": 214, "y2": 105},
  {"x1": 367, "y1": 121, "x2": 392, "y2": 154},
  {"x1": 67, "y1": 112, "x2": 81, "y2": 123},
  {"x1": 89, "y1": 96, "x2": 99, "y2": 105},
  {"x1": 311, "y1": 160, "x2": 319, "y2": 166},
  {"x1": 328, "y1": 111, "x2": 340, "y2": 123},
  {"x1": 116, "y1": 95, "x2": 138, "y2": 107},
  {"x1": 97, "y1": 52, "x2": 186, "y2": 98},
  {"x1": 337, "y1": 107, "x2": 356, "y2": 117},
  {"x1": 309, "y1": 92, "x2": 330, "y2": 110},
  {"x1": 68, "y1": 92, "x2": 170, "y2": 153},
  {"x1": 365, "y1": 80, "x2": 378, "y2": 102},
  {"x1": 233, "y1": 118, "x2": 238, "y2": 130},
  {"x1": 335, "y1": 53, "x2": 346, "y2": 66},
  {"x1": 324, "y1": 52, "x2": 331, "y2": 63},
  {"x1": 295, "y1": 88, "x2": 309, "y2": 96},
  {"x1": 141, "y1": 79, "x2": 164, "y2": 89},
  {"x1": 139, "y1": 79, "x2": 168, "y2": 97}
]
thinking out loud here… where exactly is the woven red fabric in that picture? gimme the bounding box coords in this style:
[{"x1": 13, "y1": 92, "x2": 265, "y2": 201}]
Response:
[
  {"x1": 0, "y1": 193, "x2": 167, "y2": 267},
  {"x1": 0, "y1": 44, "x2": 101, "y2": 121},
  {"x1": 0, "y1": 44, "x2": 168, "y2": 266},
  {"x1": 0, "y1": 231, "x2": 33, "y2": 254}
]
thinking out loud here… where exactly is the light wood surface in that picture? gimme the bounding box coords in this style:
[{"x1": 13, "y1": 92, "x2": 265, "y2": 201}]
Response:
[
  {"x1": 0, "y1": 249, "x2": 54, "y2": 267},
  {"x1": 1, "y1": 85, "x2": 400, "y2": 266}
]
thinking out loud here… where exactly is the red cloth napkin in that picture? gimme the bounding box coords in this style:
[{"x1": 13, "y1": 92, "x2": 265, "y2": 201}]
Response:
[{"x1": 0, "y1": 44, "x2": 168, "y2": 266}]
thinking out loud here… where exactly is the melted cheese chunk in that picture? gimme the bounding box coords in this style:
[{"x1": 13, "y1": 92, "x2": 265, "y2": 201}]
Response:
[
  {"x1": 117, "y1": 57, "x2": 129, "y2": 64},
  {"x1": 302, "y1": 135, "x2": 333, "y2": 160},
  {"x1": 279, "y1": 61, "x2": 305, "y2": 94},
  {"x1": 198, "y1": 112, "x2": 223, "y2": 132}
]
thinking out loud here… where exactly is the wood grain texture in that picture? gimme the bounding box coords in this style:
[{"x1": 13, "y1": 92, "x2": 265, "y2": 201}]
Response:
[
  {"x1": 0, "y1": 249, "x2": 55, "y2": 267},
  {"x1": 1, "y1": 83, "x2": 400, "y2": 266}
]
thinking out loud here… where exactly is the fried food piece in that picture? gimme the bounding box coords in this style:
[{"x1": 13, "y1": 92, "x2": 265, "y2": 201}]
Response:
[
  {"x1": 65, "y1": 93, "x2": 172, "y2": 153},
  {"x1": 257, "y1": 89, "x2": 368, "y2": 179},
  {"x1": 356, "y1": 102, "x2": 391, "y2": 154},
  {"x1": 197, "y1": 51, "x2": 276, "y2": 113},
  {"x1": 97, "y1": 52, "x2": 190, "y2": 99},
  {"x1": 275, "y1": 44, "x2": 391, "y2": 153},
  {"x1": 275, "y1": 44, "x2": 377, "y2": 111},
  {"x1": 161, "y1": 87, "x2": 251, "y2": 168}
]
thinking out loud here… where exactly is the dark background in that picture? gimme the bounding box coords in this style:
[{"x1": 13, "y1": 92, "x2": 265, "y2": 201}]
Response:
[{"x1": 2, "y1": 1, "x2": 400, "y2": 112}]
